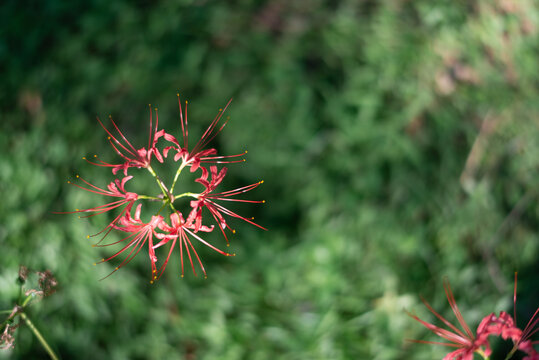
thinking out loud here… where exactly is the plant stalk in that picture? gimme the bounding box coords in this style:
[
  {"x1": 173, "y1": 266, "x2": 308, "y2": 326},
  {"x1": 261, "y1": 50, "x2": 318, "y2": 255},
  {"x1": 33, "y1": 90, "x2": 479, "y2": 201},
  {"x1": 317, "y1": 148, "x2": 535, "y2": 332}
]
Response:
[{"x1": 20, "y1": 312, "x2": 59, "y2": 360}]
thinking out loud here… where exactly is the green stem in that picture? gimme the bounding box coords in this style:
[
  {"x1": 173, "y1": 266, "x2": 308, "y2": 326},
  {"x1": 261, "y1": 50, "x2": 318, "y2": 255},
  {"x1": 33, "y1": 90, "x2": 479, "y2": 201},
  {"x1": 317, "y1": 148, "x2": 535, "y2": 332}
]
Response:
[
  {"x1": 477, "y1": 349, "x2": 489, "y2": 360},
  {"x1": 20, "y1": 312, "x2": 59, "y2": 360},
  {"x1": 0, "y1": 312, "x2": 15, "y2": 328},
  {"x1": 138, "y1": 195, "x2": 162, "y2": 201},
  {"x1": 170, "y1": 162, "x2": 187, "y2": 194},
  {"x1": 21, "y1": 294, "x2": 34, "y2": 307},
  {"x1": 503, "y1": 346, "x2": 518, "y2": 360},
  {"x1": 147, "y1": 165, "x2": 171, "y2": 199},
  {"x1": 173, "y1": 192, "x2": 198, "y2": 199},
  {"x1": 17, "y1": 282, "x2": 23, "y2": 306},
  {"x1": 156, "y1": 202, "x2": 168, "y2": 216}
]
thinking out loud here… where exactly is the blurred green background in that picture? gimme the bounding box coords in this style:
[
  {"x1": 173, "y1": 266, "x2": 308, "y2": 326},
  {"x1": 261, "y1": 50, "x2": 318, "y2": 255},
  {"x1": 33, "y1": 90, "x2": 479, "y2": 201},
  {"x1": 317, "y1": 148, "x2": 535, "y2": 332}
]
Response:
[{"x1": 1, "y1": 0, "x2": 538, "y2": 359}]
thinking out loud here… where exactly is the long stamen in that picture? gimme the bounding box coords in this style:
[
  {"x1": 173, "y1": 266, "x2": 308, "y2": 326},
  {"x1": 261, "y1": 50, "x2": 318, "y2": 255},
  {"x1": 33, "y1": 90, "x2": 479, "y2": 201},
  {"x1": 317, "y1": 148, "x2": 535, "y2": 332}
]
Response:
[
  {"x1": 514, "y1": 272, "x2": 518, "y2": 324},
  {"x1": 444, "y1": 278, "x2": 474, "y2": 340}
]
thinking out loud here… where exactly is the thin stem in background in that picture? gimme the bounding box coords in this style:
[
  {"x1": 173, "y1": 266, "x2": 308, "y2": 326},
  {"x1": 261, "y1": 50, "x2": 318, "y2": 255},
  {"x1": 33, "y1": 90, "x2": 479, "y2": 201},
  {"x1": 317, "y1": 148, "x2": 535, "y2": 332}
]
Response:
[
  {"x1": 147, "y1": 165, "x2": 171, "y2": 200},
  {"x1": 170, "y1": 162, "x2": 187, "y2": 194},
  {"x1": 19, "y1": 312, "x2": 59, "y2": 360}
]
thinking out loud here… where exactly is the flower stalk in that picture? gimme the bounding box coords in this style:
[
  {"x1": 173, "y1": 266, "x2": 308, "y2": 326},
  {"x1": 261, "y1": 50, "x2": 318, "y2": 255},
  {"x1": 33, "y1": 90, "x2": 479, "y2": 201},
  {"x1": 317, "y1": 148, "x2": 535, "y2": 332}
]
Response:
[
  {"x1": 1, "y1": 267, "x2": 59, "y2": 358},
  {"x1": 19, "y1": 313, "x2": 58, "y2": 360}
]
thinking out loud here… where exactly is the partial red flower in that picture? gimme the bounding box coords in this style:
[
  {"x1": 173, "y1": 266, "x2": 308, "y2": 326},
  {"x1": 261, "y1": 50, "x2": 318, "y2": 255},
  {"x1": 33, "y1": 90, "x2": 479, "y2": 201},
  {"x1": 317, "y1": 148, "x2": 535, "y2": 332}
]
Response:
[
  {"x1": 163, "y1": 95, "x2": 246, "y2": 172},
  {"x1": 85, "y1": 106, "x2": 165, "y2": 175},
  {"x1": 153, "y1": 211, "x2": 233, "y2": 280},
  {"x1": 407, "y1": 278, "x2": 491, "y2": 360},
  {"x1": 408, "y1": 275, "x2": 539, "y2": 360},
  {"x1": 95, "y1": 204, "x2": 163, "y2": 282},
  {"x1": 188, "y1": 165, "x2": 266, "y2": 245}
]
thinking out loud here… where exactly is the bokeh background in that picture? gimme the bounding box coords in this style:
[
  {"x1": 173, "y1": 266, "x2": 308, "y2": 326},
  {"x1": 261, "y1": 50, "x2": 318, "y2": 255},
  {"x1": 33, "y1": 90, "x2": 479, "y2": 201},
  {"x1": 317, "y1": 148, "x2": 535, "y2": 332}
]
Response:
[{"x1": 1, "y1": 1, "x2": 538, "y2": 359}]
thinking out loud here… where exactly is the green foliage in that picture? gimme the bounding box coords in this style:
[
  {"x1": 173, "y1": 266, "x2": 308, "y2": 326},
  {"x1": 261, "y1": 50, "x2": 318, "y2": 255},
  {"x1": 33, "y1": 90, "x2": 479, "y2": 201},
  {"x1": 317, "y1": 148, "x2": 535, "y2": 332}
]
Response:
[{"x1": 1, "y1": 0, "x2": 538, "y2": 358}]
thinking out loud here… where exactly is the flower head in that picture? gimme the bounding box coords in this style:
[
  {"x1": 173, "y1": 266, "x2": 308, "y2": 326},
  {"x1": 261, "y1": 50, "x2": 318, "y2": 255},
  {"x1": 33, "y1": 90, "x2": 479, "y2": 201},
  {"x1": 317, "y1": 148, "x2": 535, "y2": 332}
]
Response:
[{"x1": 62, "y1": 96, "x2": 266, "y2": 281}]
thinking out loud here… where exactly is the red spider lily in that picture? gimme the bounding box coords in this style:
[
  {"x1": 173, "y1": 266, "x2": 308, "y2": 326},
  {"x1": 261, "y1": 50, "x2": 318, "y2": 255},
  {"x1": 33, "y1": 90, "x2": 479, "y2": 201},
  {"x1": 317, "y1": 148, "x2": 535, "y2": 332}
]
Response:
[
  {"x1": 94, "y1": 204, "x2": 163, "y2": 282},
  {"x1": 59, "y1": 175, "x2": 138, "y2": 238},
  {"x1": 408, "y1": 275, "x2": 539, "y2": 360},
  {"x1": 407, "y1": 278, "x2": 492, "y2": 360},
  {"x1": 152, "y1": 211, "x2": 234, "y2": 280},
  {"x1": 84, "y1": 105, "x2": 165, "y2": 175},
  {"x1": 188, "y1": 165, "x2": 266, "y2": 245},
  {"x1": 162, "y1": 95, "x2": 247, "y2": 172}
]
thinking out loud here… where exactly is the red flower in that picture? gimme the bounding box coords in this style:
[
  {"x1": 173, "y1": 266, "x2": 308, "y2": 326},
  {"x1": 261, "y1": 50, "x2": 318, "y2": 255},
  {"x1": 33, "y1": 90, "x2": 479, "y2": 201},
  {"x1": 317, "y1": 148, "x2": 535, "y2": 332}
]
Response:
[
  {"x1": 61, "y1": 175, "x2": 138, "y2": 238},
  {"x1": 407, "y1": 279, "x2": 492, "y2": 360},
  {"x1": 408, "y1": 275, "x2": 539, "y2": 360},
  {"x1": 85, "y1": 106, "x2": 165, "y2": 175},
  {"x1": 63, "y1": 96, "x2": 267, "y2": 281},
  {"x1": 162, "y1": 95, "x2": 246, "y2": 172},
  {"x1": 152, "y1": 211, "x2": 233, "y2": 280},
  {"x1": 188, "y1": 165, "x2": 266, "y2": 245},
  {"x1": 94, "y1": 204, "x2": 163, "y2": 282}
]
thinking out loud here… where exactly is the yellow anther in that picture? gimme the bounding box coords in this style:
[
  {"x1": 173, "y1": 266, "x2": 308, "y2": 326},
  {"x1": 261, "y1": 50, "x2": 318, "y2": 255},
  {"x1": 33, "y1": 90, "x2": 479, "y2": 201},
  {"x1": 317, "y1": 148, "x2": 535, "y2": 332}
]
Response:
[
  {"x1": 92, "y1": 244, "x2": 96, "y2": 247},
  {"x1": 153, "y1": 269, "x2": 156, "y2": 273},
  {"x1": 260, "y1": 180, "x2": 264, "y2": 184},
  {"x1": 82, "y1": 157, "x2": 86, "y2": 160},
  {"x1": 76, "y1": 174, "x2": 79, "y2": 178},
  {"x1": 262, "y1": 200, "x2": 266, "y2": 203},
  {"x1": 67, "y1": 181, "x2": 71, "y2": 184},
  {"x1": 243, "y1": 159, "x2": 246, "y2": 162},
  {"x1": 232, "y1": 253, "x2": 236, "y2": 257},
  {"x1": 185, "y1": 100, "x2": 188, "y2": 104},
  {"x1": 93, "y1": 263, "x2": 97, "y2": 266},
  {"x1": 153, "y1": 275, "x2": 157, "y2": 280},
  {"x1": 109, "y1": 114, "x2": 112, "y2": 118},
  {"x1": 227, "y1": 116, "x2": 230, "y2": 120},
  {"x1": 78, "y1": 216, "x2": 81, "y2": 219},
  {"x1": 251, "y1": 217, "x2": 255, "y2": 220},
  {"x1": 204, "y1": 275, "x2": 208, "y2": 279},
  {"x1": 181, "y1": 274, "x2": 184, "y2": 278},
  {"x1": 227, "y1": 243, "x2": 230, "y2": 247},
  {"x1": 150, "y1": 280, "x2": 154, "y2": 284},
  {"x1": 107, "y1": 136, "x2": 111, "y2": 140},
  {"x1": 154, "y1": 108, "x2": 157, "y2": 111},
  {"x1": 245, "y1": 150, "x2": 248, "y2": 153},
  {"x1": 115, "y1": 267, "x2": 119, "y2": 270},
  {"x1": 94, "y1": 154, "x2": 98, "y2": 158},
  {"x1": 176, "y1": 93, "x2": 179, "y2": 97},
  {"x1": 232, "y1": 229, "x2": 236, "y2": 234},
  {"x1": 87, "y1": 235, "x2": 90, "y2": 239},
  {"x1": 219, "y1": 108, "x2": 222, "y2": 111},
  {"x1": 102, "y1": 258, "x2": 105, "y2": 262}
]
